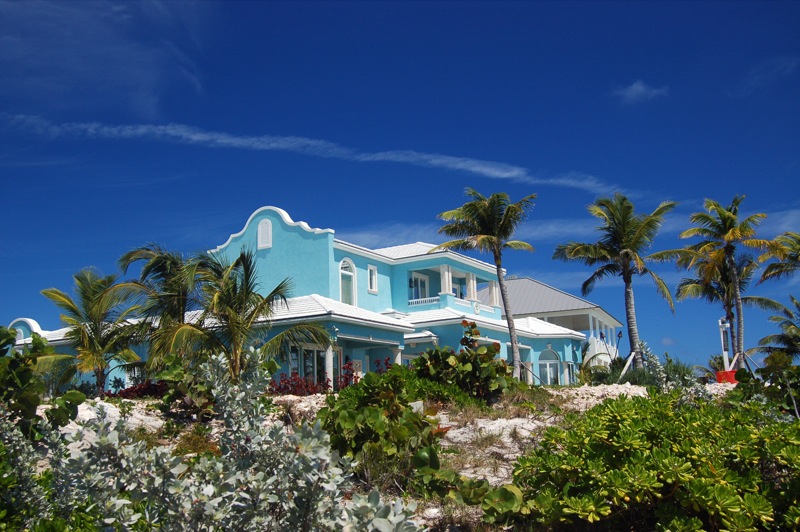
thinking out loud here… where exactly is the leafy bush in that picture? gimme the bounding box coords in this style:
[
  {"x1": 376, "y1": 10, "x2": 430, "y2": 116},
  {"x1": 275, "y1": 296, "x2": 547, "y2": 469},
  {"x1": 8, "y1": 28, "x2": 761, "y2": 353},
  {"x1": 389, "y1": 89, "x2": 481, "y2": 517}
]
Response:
[
  {"x1": 269, "y1": 372, "x2": 330, "y2": 395},
  {"x1": 489, "y1": 391, "x2": 800, "y2": 530},
  {"x1": 318, "y1": 365, "x2": 440, "y2": 492},
  {"x1": 9, "y1": 349, "x2": 420, "y2": 530},
  {"x1": 412, "y1": 321, "x2": 512, "y2": 402},
  {"x1": 104, "y1": 379, "x2": 168, "y2": 399},
  {"x1": 731, "y1": 351, "x2": 800, "y2": 418}
]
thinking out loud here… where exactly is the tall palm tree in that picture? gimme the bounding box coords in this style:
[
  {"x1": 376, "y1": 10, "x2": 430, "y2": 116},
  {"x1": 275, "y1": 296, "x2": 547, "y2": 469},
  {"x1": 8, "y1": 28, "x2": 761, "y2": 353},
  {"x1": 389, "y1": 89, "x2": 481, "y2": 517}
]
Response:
[
  {"x1": 759, "y1": 231, "x2": 800, "y2": 284},
  {"x1": 42, "y1": 269, "x2": 140, "y2": 396},
  {"x1": 432, "y1": 188, "x2": 537, "y2": 380},
  {"x1": 658, "y1": 196, "x2": 772, "y2": 368},
  {"x1": 759, "y1": 295, "x2": 800, "y2": 359},
  {"x1": 117, "y1": 244, "x2": 202, "y2": 370},
  {"x1": 673, "y1": 254, "x2": 785, "y2": 361},
  {"x1": 161, "y1": 249, "x2": 329, "y2": 382},
  {"x1": 554, "y1": 193, "x2": 677, "y2": 369}
]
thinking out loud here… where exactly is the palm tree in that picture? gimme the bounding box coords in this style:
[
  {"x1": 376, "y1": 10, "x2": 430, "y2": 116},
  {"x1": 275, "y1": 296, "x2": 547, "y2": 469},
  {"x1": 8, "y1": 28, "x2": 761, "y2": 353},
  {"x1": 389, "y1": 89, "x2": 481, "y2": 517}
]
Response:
[
  {"x1": 42, "y1": 269, "x2": 140, "y2": 396},
  {"x1": 760, "y1": 231, "x2": 800, "y2": 284},
  {"x1": 659, "y1": 196, "x2": 772, "y2": 369},
  {"x1": 759, "y1": 295, "x2": 800, "y2": 359},
  {"x1": 673, "y1": 254, "x2": 785, "y2": 362},
  {"x1": 432, "y1": 188, "x2": 537, "y2": 380},
  {"x1": 161, "y1": 249, "x2": 330, "y2": 382},
  {"x1": 117, "y1": 244, "x2": 202, "y2": 371},
  {"x1": 554, "y1": 193, "x2": 677, "y2": 369}
]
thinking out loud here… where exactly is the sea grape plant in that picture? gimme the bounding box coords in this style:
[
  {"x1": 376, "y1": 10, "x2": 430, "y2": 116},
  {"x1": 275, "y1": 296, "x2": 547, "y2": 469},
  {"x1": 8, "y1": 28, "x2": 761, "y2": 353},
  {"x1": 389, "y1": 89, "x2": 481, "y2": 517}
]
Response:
[{"x1": 490, "y1": 391, "x2": 800, "y2": 530}]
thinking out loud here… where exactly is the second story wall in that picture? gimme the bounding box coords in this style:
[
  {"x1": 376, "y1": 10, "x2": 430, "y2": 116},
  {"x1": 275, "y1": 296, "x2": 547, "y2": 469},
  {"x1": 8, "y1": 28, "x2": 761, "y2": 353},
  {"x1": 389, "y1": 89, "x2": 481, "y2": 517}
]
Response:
[{"x1": 211, "y1": 207, "x2": 335, "y2": 299}]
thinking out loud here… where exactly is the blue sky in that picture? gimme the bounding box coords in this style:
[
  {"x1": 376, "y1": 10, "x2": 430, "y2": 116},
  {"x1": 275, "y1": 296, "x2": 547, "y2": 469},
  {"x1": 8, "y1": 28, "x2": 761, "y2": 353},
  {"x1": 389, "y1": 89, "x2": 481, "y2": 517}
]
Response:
[{"x1": 2, "y1": 1, "x2": 798, "y2": 367}]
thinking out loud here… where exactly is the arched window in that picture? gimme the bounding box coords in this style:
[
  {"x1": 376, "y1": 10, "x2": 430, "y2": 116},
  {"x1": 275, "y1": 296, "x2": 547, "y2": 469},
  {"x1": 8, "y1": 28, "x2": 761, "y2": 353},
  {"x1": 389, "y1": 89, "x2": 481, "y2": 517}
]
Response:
[
  {"x1": 538, "y1": 350, "x2": 561, "y2": 385},
  {"x1": 258, "y1": 219, "x2": 272, "y2": 249},
  {"x1": 340, "y1": 259, "x2": 356, "y2": 305}
]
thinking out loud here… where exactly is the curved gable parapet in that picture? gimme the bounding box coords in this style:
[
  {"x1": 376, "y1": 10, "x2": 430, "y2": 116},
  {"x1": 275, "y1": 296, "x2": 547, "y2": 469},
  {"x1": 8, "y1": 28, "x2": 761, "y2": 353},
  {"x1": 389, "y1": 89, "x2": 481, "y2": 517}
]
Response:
[
  {"x1": 8, "y1": 317, "x2": 42, "y2": 339},
  {"x1": 210, "y1": 206, "x2": 334, "y2": 253}
]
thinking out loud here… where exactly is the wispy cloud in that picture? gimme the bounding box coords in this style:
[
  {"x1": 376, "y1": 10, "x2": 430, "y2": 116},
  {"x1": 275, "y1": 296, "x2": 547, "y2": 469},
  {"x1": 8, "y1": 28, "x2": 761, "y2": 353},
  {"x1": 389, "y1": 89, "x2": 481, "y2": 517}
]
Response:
[
  {"x1": 730, "y1": 56, "x2": 799, "y2": 98},
  {"x1": 337, "y1": 223, "x2": 442, "y2": 249},
  {"x1": 613, "y1": 80, "x2": 669, "y2": 105},
  {"x1": 0, "y1": 0, "x2": 205, "y2": 119},
  {"x1": 6, "y1": 114, "x2": 625, "y2": 195}
]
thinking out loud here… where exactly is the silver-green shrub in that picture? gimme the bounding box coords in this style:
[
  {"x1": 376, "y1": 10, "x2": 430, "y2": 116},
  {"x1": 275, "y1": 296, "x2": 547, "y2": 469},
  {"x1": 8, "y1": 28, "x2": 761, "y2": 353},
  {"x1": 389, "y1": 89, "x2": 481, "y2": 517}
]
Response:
[{"x1": 35, "y1": 349, "x2": 421, "y2": 531}]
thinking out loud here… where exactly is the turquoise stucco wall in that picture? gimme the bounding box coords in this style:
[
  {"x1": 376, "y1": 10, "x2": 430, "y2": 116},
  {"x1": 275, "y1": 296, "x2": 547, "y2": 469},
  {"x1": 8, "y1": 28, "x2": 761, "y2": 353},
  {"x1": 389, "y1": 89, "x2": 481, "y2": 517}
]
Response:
[{"x1": 211, "y1": 207, "x2": 334, "y2": 300}]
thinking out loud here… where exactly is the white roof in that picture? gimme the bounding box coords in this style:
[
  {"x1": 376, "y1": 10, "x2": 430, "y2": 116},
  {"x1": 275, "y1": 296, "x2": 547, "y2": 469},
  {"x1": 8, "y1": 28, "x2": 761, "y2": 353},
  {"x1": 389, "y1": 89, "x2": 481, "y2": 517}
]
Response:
[
  {"x1": 400, "y1": 307, "x2": 584, "y2": 340},
  {"x1": 371, "y1": 242, "x2": 443, "y2": 259},
  {"x1": 266, "y1": 294, "x2": 413, "y2": 332}
]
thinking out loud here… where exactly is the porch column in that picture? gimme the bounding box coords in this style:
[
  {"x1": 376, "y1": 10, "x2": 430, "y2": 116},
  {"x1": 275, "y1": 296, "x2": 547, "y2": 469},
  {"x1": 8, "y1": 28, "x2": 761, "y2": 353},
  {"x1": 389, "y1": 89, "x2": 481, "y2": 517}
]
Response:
[
  {"x1": 588, "y1": 313, "x2": 595, "y2": 338},
  {"x1": 489, "y1": 281, "x2": 501, "y2": 307},
  {"x1": 439, "y1": 265, "x2": 453, "y2": 295},
  {"x1": 466, "y1": 273, "x2": 477, "y2": 300},
  {"x1": 392, "y1": 347, "x2": 403, "y2": 366},
  {"x1": 325, "y1": 346, "x2": 334, "y2": 388}
]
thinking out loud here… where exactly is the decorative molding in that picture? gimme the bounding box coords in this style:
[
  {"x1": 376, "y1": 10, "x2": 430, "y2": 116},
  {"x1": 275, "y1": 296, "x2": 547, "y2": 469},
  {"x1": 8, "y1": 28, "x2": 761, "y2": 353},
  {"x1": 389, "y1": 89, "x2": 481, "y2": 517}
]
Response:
[{"x1": 211, "y1": 206, "x2": 334, "y2": 252}]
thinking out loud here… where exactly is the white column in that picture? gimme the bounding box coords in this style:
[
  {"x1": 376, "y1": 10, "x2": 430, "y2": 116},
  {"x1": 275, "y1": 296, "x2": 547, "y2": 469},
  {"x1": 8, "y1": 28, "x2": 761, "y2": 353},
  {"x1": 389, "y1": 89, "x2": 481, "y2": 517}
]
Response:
[
  {"x1": 325, "y1": 346, "x2": 334, "y2": 387},
  {"x1": 392, "y1": 347, "x2": 403, "y2": 366},
  {"x1": 466, "y1": 273, "x2": 477, "y2": 300},
  {"x1": 588, "y1": 313, "x2": 595, "y2": 338},
  {"x1": 440, "y1": 265, "x2": 453, "y2": 295},
  {"x1": 489, "y1": 281, "x2": 501, "y2": 307}
]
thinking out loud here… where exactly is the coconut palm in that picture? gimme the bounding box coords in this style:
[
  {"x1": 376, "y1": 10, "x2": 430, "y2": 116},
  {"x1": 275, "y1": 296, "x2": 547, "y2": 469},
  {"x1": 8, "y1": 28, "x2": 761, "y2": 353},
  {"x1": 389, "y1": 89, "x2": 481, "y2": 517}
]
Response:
[
  {"x1": 656, "y1": 196, "x2": 772, "y2": 368},
  {"x1": 760, "y1": 231, "x2": 800, "y2": 284},
  {"x1": 554, "y1": 193, "x2": 677, "y2": 369},
  {"x1": 42, "y1": 268, "x2": 140, "y2": 396},
  {"x1": 432, "y1": 188, "x2": 537, "y2": 380},
  {"x1": 673, "y1": 254, "x2": 785, "y2": 363},
  {"x1": 161, "y1": 249, "x2": 330, "y2": 382},
  {"x1": 117, "y1": 244, "x2": 202, "y2": 370},
  {"x1": 759, "y1": 295, "x2": 800, "y2": 359}
]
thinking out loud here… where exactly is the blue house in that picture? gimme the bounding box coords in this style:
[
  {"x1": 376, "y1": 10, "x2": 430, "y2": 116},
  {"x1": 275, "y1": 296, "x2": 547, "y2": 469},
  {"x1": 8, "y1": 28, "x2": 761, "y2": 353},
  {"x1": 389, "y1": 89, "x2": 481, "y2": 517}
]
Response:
[{"x1": 11, "y1": 206, "x2": 594, "y2": 388}]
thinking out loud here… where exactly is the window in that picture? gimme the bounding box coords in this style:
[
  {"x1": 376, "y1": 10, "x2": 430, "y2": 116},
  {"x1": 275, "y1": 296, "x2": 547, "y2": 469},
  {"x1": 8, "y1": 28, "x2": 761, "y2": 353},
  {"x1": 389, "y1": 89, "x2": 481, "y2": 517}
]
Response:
[
  {"x1": 409, "y1": 273, "x2": 429, "y2": 300},
  {"x1": 258, "y1": 219, "x2": 272, "y2": 249},
  {"x1": 368, "y1": 265, "x2": 378, "y2": 294},
  {"x1": 340, "y1": 259, "x2": 355, "y2": 305},
  {"x1": 538, "y1": 350, "x2": 560, "y2": 385}
]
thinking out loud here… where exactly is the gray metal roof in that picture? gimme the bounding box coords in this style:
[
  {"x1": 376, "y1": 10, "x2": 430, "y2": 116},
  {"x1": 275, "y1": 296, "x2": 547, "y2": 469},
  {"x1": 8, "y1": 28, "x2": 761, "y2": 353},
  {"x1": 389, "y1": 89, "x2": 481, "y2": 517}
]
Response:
[{"x1": 477, "y1": 277, "x2": 622, "y2": 328}]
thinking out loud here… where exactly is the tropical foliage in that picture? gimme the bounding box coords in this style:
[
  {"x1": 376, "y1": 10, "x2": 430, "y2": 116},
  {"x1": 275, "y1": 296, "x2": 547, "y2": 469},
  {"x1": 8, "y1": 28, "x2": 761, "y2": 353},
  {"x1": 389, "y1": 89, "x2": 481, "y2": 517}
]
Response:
[
  {"x1": 433, "y1": 188, "x2": 537, "y2": 380},
  {"x1": 41, "y1": 268, "x2": 140, "y2": 396},
  {"x1": 553, "y1": 193, "x2": 676, "y2": 369},
  {"x1": 760, "y1": 231, "x2": 800, "y2": 283},
  {"x1": 154, "y1": 249, "x2": 330, "y2": 382},
  {"x1": 759, "y1": 295, "x2": 800, "y2": 359},
  {"x1": 654, "y1": 196, "x2": 773, "y2": 369},
  {"x1": 489, "y1": 392, "x2": 800, "y2": 530}
]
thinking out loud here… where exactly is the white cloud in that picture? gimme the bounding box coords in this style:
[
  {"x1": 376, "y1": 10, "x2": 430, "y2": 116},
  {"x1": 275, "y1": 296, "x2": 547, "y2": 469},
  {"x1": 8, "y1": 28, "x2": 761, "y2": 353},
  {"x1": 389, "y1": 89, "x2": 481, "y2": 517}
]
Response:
[
  {"x1": 729, "y1": 56, "x2": 799, "y2": 98},
  {"x1": 336, "y1": 223, "x2": 442, "y2": 249},
  {"x1": 7, "y1": 115, "x2": 623, "y2": 195},
  {"x1": 613, "y1": 80, "x2": 669, "y2": 105}
]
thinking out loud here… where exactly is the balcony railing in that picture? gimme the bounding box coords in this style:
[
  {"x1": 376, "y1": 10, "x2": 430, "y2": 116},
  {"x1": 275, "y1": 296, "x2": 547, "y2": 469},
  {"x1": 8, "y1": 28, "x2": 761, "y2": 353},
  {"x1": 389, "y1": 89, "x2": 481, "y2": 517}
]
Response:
[{"x1": 408, "y1": 296, "x2": 440, "y2": 307}]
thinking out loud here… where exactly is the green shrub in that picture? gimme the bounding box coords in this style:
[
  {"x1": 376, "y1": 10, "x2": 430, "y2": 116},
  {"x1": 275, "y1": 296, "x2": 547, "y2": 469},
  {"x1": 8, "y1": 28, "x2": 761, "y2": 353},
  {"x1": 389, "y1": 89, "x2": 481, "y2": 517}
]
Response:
[
  {"x1": 412, "y1": 321, "x2": 512, "y2": 402},
  {"x1": 319, "y1": 365, "x2": 440, "y2": 492},
  {"x1": 489, "y1": 391, "x2": 800, "y2": 530},
  {"x1": 5, "y1": 349, "x2": 420, "y2": 531}
]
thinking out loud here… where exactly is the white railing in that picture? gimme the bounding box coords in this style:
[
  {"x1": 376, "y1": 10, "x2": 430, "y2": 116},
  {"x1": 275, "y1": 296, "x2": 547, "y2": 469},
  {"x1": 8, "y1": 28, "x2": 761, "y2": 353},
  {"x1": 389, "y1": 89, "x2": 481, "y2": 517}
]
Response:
[{"x1": 408, "y1": 296, "x2": 440, "y2": 306}]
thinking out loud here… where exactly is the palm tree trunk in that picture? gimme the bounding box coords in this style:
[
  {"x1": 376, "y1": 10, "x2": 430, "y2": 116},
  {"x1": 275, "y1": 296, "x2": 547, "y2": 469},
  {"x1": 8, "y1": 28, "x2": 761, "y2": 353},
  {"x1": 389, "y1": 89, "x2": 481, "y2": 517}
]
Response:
[
  {"x1": 623, "y1": 275, "x2": 643, "y2": 370},
  {"x1": 495, "y1": 259, "x2": 521, "y2": 380},
  {"x1": 727, "y1": 251, "x2": 746, "y2": 370}
]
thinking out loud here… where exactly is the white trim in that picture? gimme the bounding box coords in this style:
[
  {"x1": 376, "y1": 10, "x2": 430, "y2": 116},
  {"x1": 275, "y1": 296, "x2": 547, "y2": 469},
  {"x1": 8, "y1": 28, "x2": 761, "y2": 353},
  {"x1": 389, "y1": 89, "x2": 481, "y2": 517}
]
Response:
[
  {"x1": 367, "y1": 264, "x2": 378, "y2": 294},
  {"x1": 339, "y1": 258, "x2": 356, "y2": 306},
  {"x1": 211, "y1": 206, "x2": 334, "y2": 252},
  {"x1": 257, "y1": 219, "x2": 272, "y2": 249}
]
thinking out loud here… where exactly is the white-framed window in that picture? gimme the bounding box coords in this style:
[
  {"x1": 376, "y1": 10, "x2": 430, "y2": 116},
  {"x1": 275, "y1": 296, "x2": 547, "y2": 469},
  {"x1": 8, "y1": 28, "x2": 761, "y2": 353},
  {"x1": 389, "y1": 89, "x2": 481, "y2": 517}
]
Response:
[
  {"x1": 258, "y1": 219, "x2": 272, "y2": 249},
  {"x1": 538, "y1": 350, "x2": 560, "y2": 385},
  {"x1": 340, "y1": 259, "x2": 356, "y2": 305},
  {"x1": 409, "y1": 273, "x2": 429, "y2": 300},
  {"x1": 368, "y1": 265, "x2": 378, "y2": 294}
]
